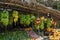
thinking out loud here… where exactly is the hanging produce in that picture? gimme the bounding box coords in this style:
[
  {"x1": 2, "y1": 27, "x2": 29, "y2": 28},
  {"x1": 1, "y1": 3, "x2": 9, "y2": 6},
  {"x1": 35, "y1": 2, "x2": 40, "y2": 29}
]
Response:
[
  {"x1": 1, "y1": 10, "x2": 9, "y2": 26},
  {"x1": 30, "y1": 14, "x2": 35, "y2": 22},
  {"x1": 25, "y1": 15, "x2": 31, "y2": 25},
  {"x1": 20, "y1": 14, "x2": 26, "y2": 24},
  {"x1": 46, "y1": 18, "x2": 52, "y2": 32},
  {"x1": 35, "y1": 25, "x2": 40, "y2": 30},
  {"x1": 36, "y1": 18, "x2": 40, "y2": 25},
  {"x1": 12, "y1": 11, "x2": 19, "y2": 25},
  {"x1": 51, "y1": 18, "x2": 57, "y2": 28},
  {"x1": 20, "y1": 14, "x2": 36, "y2": 25},
  {"x1": 46, "y1": 13, "x2": 52, "y2": 32},
  {"x1": 9, "y1": 16, "x2": 13, "y2": 25},
  {"x1": 35, "y1": 17, "x2": 40, "y2": 30},
  {"x1": 40, "y1": 16, "x2": 44, "y2": 30},
  {"x1": 46, "y1": 13, "x2": 51, "y2": 27},
  {"x1": 46, "y1": 18, "x2": 51, "y2": 27}
]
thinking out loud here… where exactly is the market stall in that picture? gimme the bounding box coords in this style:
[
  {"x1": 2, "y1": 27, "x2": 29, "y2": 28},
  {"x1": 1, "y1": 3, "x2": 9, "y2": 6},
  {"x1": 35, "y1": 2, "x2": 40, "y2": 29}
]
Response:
[{"x1": 0, "y1": 0, "x2": 60, "y2": 40}]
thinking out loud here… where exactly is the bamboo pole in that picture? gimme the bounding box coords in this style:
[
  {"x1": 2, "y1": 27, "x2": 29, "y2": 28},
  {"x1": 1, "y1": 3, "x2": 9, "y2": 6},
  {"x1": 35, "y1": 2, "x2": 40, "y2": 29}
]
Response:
[{"x1": 0, "y1": 1, "x2": 60, "y2": 21}]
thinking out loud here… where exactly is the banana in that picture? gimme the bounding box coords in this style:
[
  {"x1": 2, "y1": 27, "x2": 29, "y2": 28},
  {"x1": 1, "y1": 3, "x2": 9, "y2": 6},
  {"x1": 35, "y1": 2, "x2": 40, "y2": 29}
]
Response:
[
  {"x1": 1, "y1": 10, "x2": 9, "y2": 26},
  {"x1": 12, "y1": 11, "x2": 19, "y2": 24}
]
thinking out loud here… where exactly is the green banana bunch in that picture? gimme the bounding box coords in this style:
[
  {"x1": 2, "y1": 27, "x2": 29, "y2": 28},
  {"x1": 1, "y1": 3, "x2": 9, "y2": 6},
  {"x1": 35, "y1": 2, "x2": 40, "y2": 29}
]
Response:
[
  {"x1": 34, "y1": 20, "x2": 39, "y2": 30},
  {"x1": 25, "y1": 15, "x2": 31, "y2": 25},
  {"x1": 30, "y1": 14, "x2": 35, "y2": 22},
  {"x1": 40, "y1": 20, "x2": 44, "y2": 30},
  {"x1": 20, "y1": 14, "x2": 26, "y2": 24},
  {"x1": 1, "y1": 10, "x2": 9, "y2": 26},
  {"x1": 9, "y1": 16, "x2": 13, "y2": 25},
  {"x1": 35, "y1": 24, "x2": 40, "y2": 30},
  {"x1": 46, "y1": 18, "x2": 51, "y2": 27},
  {"x1": 20, "y1": 14, "x2": 36, "y2": 25},
  {"x1": 35, "y1": 19, "x2": 44, "y2": 30}
]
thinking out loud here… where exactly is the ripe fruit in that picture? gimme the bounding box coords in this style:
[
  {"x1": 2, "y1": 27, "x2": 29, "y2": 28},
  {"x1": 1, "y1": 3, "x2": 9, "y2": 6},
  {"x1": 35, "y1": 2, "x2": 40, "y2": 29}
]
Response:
[
  {"x1": 40, "y1": 16, "x2": 45, "y2": 20},
  {"x1": 12, "y1": 11, "x2": 19, "y2": 24}
]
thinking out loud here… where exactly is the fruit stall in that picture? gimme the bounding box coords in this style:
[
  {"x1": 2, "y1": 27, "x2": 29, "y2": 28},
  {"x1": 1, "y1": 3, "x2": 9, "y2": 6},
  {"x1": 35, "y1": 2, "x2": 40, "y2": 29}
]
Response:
[{"x1": 0, "y1": 0, "x2": 60, "y2": 40}]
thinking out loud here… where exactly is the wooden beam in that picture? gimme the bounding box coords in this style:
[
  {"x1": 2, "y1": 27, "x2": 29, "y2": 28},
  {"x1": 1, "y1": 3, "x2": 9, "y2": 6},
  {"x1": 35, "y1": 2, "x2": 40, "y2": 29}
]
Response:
[{"x1": 0, "y1": 1, "x2": 60, "y2": 21}]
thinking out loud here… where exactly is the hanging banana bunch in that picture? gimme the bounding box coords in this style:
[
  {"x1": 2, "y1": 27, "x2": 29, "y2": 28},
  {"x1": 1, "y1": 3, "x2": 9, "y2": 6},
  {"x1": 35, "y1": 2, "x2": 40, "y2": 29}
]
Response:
[
  {"x1": 40, "y1": 16, "x2": 44, "y2": 30},
  {"x1": 46, "y1": 18, "x2": 51, "y2": 27},
  {"x1": 1, "y1": 10, "x2": 9, "y2": 26},
  {"x1": 12, "y1": 11, "x2": 19, "y2": 25},
  {"x1": 30, "y1": 14, "x2": 35, "y2": 22},
  {"x1": 25, "y1": 15, "x2": 31, "y2": 25},
  {"x1": 9, "y1": 16, "x2": 13, "y2": 25},
  {"x1": 46, "y1": 13, "x2": 51, "y2": 27},
  {"x1": 20, "y1": 14, "x2": 25, "y2": 24},
  {"x1": 35, "y1": 17, "x2": 40, "y2": 30}
]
